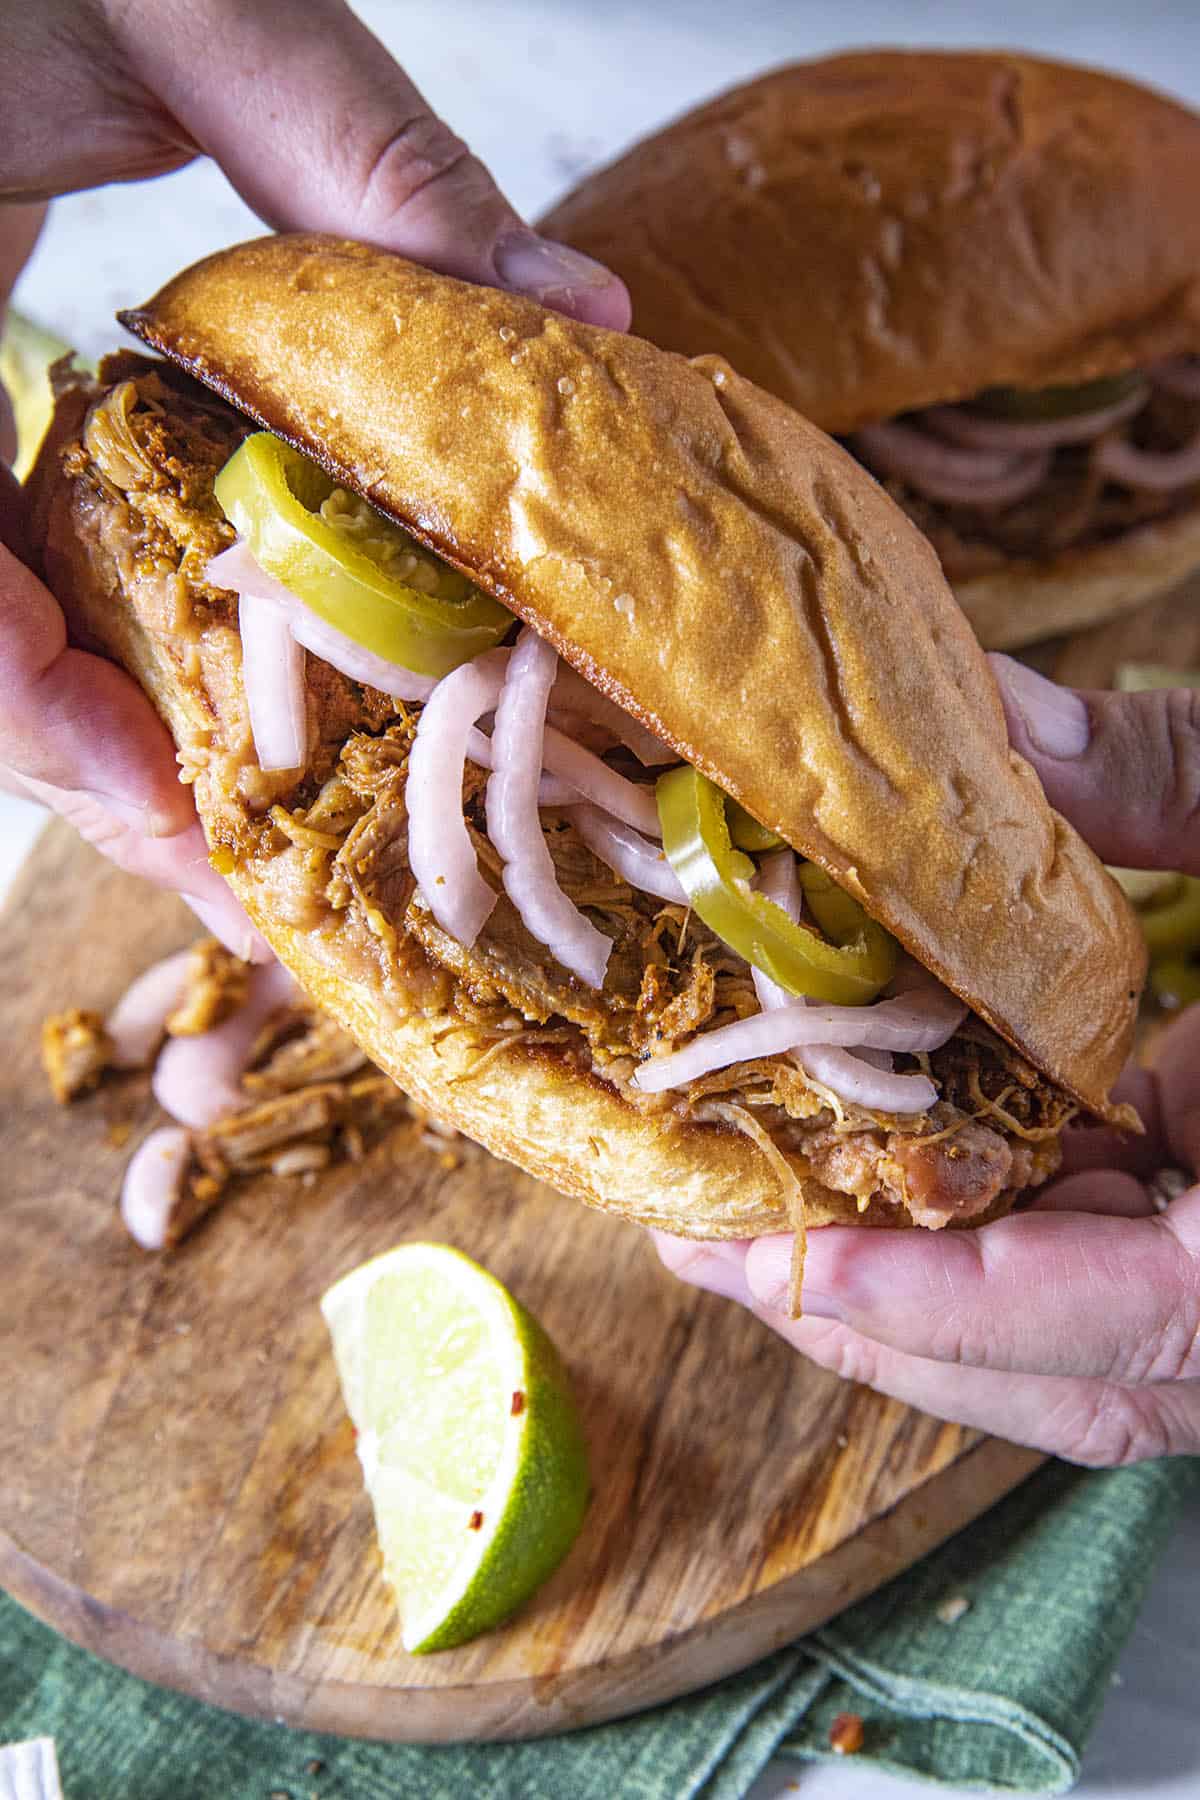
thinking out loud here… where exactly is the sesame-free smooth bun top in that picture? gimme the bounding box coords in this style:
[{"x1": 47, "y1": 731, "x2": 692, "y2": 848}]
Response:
[
  {"x1": 120, "y1": 233, "x2": 1144, "y2": 1114},
  {"x1": 539, "y1": 51, "x2": 1200, "y2": 433}
]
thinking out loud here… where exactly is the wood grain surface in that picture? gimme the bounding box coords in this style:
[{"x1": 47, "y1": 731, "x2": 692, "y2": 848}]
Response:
[{"x1": 0, "y1": 825, "x2": 1042, "y2": 1742}]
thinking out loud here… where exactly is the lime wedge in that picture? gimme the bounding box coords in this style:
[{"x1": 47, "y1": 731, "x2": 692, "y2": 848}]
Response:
[
  {"x1": 0, "y1": 311, "x2": 77, "y2": 481},
  {"x1": 1108, "y1": 866, "x2": 1184, "y2": 908},
  {"x1": 1116, "y1": 663, "x2": 1200, "y2": 693},
  {"x1": 320, "y1": 1243, "x2": 589, "y2": 1653}
]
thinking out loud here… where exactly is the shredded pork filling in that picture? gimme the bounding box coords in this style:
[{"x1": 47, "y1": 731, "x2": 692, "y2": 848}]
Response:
[
  {"x1": 70, "y1": 361, "x2": 1077, "y2": 1229},
  {"x1": 849, "y1": 374, "x2": 1200, "y2": 581}
]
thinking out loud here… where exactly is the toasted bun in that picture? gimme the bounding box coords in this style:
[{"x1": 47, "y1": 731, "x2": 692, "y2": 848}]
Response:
[
  {"x1": 113, "y1": 234, "x2": 1143, "y2": 1120},
  {"x1": 540, "y1": 50, "x2": 1200, "y2": 434},
  {"x1": 956, "y1": 504, "x2": 1200, "y2": 650}
]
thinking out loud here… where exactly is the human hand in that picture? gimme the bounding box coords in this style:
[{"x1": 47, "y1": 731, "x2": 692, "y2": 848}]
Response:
[
  {"x1": 0, "y1": 0, "x2": 630, "y2": 951},
  {"x1": 656, "y1": 660, "x2": 1200, "y2": 1466}
]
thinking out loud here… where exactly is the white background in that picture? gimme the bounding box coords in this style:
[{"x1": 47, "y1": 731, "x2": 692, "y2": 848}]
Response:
[{"x1": 5, "y1": 4, "x2": 1200, "y2": 1794}]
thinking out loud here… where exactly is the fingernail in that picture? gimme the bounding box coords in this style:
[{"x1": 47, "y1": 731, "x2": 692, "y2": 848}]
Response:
[
  {"x1": 682, "y1": 1251, "x2": 753, "y2": 1305},
  {"x1": 993, "y1": 657, "x2": 1091, "y2": 760},
  {"x1": 755, "y1": 1275, "x2": 845, "y2": 1321},
  {"x1": 185, "y1": 895, "x2": 272, "y2": 963},
  {"x1": 493, "y1": 232, "x2": 618, "y2": 303}
]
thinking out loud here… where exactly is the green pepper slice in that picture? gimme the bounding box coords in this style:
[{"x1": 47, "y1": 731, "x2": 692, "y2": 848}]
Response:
[
  {"x1": 1138, "y1": 876, "x2": 1200, "y2": 957},
  {"x1": 655, "y1": 765, "x2": 896, "y2": 1004},
  {"x1": 1116, "y1": 664, "x2": 1200, "y2": 694},
  {"x1": 975, "y1": 372, "x2": 1147, "y2": 422},
  {"x1": 214, "y1": 432, "x2": 511, "y2": 677},
  {"x1": 1108, "y1": 866, "x2": 1185, "y2": 908},
  {"x1": 1148, "y1": 957, "x2": 1200, "y2": 1012},
  {"x1": 726, "y1": 799, "x2": 783, "y2": 854}
]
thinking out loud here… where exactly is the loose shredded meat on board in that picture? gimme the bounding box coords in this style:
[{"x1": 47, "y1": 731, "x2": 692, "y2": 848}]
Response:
[
  {"x1": 165, "y1": 937, "x2": 249, "y2": 1035},
  {"x1": 44, "y1": 962, "x2": 465, "y2": 1249},
  {"x1": 41, "y1": 1009, "x2": 113, "y2": 1103},
  {"x1": 67, "y1": 364, "x2": 1083, "y2": 1231}
]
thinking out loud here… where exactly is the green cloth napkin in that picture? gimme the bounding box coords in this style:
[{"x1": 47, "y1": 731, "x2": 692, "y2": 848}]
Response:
[{"x1": 2, "y1": 1456, "x2": 1196, "y2": 1799}]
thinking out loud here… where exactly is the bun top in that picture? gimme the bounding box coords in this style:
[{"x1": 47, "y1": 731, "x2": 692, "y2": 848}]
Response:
[
  {"x1": 540, "y1": 50, "x2": 1200, "y2": 433},
  {"x1": 120, "y1": 233, "x2": 1143, "y2": 1115}
]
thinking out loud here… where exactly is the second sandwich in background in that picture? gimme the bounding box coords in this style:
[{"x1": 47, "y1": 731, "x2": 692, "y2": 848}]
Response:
[{"x1": 542, "y1": 50, "x2": 1200, "y2": 652}]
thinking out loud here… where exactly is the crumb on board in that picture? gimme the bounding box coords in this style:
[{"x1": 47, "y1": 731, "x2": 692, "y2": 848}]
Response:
[
  {"x1": 165, "y1": 937, "x2": 250, "y2": 1036},
  {"x1": 40, "y1": 1008, "x2": 114, "y2": 1103},
  {"x1": 43, "y1": 946, "x2": 469, "y2": 1250},
  {"x1": 936, "y1": 1592, "x2": 971, "y2": 1625}
]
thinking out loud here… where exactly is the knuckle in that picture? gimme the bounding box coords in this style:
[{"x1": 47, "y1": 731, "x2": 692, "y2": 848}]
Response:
[
  {"x1": 355, "y1": 114, "x2": 477, "y2": 223},
  {"x1": 1153, "y1": 689, "x2": 1200, "y2": 867},
  {"x1": 1118, "y1": 1314, "x2": 1200, "y2": 1385},
  {"x1": 1059, "y1": 1389, "x2": 1172, "y2": 1468},
  {"x1": 821, "y1": 1329, "x2": 884, "y2": 1390},
  {"x1": 1129, "y1": 1222, "x2": 1200, "y2": 1383},
  {"x1": 922, "y1": 1308, "x2": 992, "y2": 1370}
]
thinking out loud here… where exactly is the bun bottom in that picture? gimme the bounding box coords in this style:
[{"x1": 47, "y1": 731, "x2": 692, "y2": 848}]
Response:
[
  {"x1": 230, "y1": 855, "x2": 1032, "y2": 1240},
  {"x1": 954, "y1": 503, "x2": 1200, "y2": 650}
]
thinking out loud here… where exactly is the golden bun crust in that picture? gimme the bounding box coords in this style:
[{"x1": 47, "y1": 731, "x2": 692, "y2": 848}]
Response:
[
  {"x1": 957, "y1": 504, "x2": 1200, "y2": 650},
  {"x1": 539, "y1": 50, "x2": 1200, "y2": 435},
  {"x1": 116, "y1": 234, "x2": 1143, "y2": 1118}
]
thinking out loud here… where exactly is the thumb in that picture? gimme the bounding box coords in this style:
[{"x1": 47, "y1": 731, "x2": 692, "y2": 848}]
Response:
[
  {"x1": 990, "y1": 654, "x2": 1200, "y2": 875},
  {"x1": 0, "y1": 519, "x2": 192, "y2": 833},
  {"x1": 111, "y1": 0, "x2": 631, "y2": 328}
]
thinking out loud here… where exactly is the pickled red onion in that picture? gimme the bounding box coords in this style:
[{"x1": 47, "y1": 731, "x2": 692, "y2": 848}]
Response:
[
  {"x1": 753, "y1": 851, "x2": 937, "y2": 1115},
  {"x1": 1151, "y1": 356, "x2": 1200, "y2": 401},
  {"x1": 285, "y1": 602, "x2": 436, "y2": 700},
  {"x1": 631, "y1": 988, "x2": 965, "y2": 1093},
  {"x1": 238, "y1": 591, "x2": 308, "y2": 771},
  {"x1": 207, "y1": 539, "x2": 286, "y2": 599},
  {"x1": 152, "y1": 959, "x2": 299, "y2": 1129},
  {"x1": 487, "y1": 628, "x2": 611, "y2": 989},
  {"x1": 208, "y1": 542, "x2": 437, "y2": 701},
  {"x1": 408, "y1": 649, "x2": 509, "y2": 946},
  {"x1": 753, "y1": 845, "x2": 803, "y2": 926},
  {"x1": 852, "y1": 421, "x2": 1050, "y2": 507},
  {"x1": 462, "y1": 722, "x2": 580, "y2": 807},
  {"x1": 121, "y1": 1125, "x2": 193, "y2": 1251},
  {"x1": 922, "y1": 386, "x2": 1146, "y2": 452},
  {"x1": 569, "y1": 804, "x2": 687, "y2": 903},
  {"x1": 539, "y1": 724, "x2": 662, "y2": 836},
  {"x1": 549, "y1": 665, "x2": 675, "y2": 765},
  {"x1": 799, "y1": 1044, "x2": 936, "y2": 1113},
  {"x1": 106, "y1": 949, "x2": 193, "y2": 1069},
  {"x1": 1093, "y1": 430, "x2": 1200, "y2": 492}
]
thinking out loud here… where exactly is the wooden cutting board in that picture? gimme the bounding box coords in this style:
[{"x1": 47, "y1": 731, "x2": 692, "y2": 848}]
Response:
[{"x1": 0, "y1": 825, "x2": 1041, "y2": 1742}]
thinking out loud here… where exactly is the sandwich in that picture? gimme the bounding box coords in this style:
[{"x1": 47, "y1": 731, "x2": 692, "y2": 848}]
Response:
[
  {"x1": 28, "y1": 234, "x2": 1143, "y2": 1270},
  {"x1": 540, "y1": 50, "x2": 1200, "y2": 651}
]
